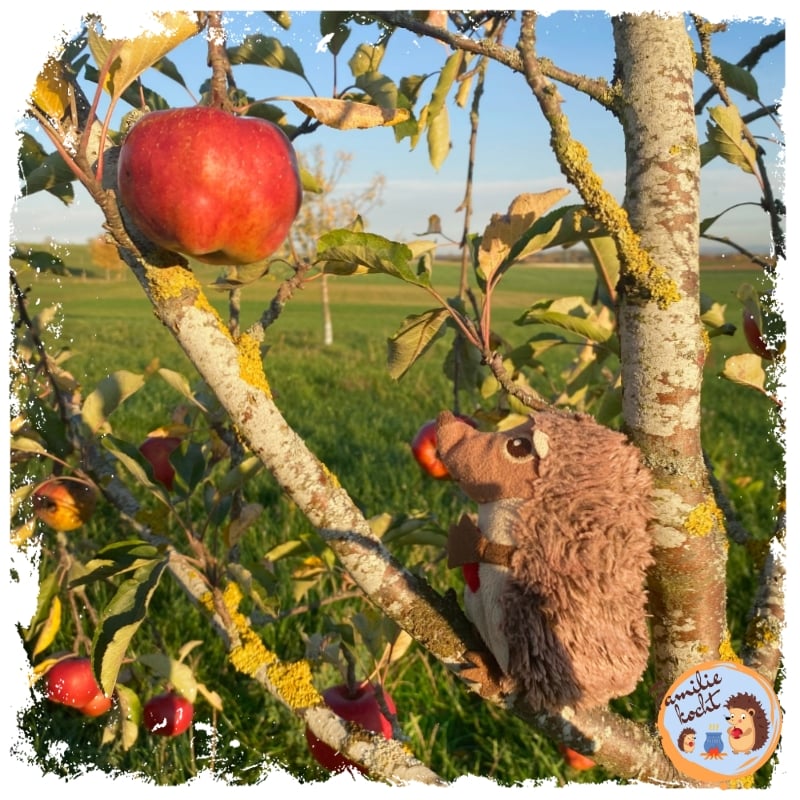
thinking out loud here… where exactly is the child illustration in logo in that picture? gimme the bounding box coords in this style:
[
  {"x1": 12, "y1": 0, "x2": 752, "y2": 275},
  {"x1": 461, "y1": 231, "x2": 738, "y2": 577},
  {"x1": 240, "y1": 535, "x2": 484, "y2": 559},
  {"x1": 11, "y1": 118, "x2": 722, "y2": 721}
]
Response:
[
  {"x1": 677, "y1": 728, "x2": 696, "y2": 754},
  {"x1": 725, "y1": 692, "x2": 770, "y2": 755}
]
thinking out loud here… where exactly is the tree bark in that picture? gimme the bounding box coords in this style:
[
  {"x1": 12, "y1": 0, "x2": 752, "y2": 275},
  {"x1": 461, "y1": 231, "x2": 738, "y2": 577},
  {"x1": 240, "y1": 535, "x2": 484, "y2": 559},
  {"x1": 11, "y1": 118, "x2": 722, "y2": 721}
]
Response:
[{"x1": 612, "y1": 13, "x2": 729, "y2": 699}]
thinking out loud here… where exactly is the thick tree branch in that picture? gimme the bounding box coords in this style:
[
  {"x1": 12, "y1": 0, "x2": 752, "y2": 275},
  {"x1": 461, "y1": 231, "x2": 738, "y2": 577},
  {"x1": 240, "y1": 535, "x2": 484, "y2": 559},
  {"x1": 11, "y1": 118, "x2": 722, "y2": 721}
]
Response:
[{"x1": 371, "y1": 11, "x2": 616, "y2": 109}]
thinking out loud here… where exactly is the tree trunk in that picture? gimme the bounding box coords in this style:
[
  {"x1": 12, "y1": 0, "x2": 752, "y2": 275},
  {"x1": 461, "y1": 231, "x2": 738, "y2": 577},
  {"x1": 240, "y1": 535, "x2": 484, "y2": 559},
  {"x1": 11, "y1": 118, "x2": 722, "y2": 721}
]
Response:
[{"x1": 613, "y1": 13, "x2": 728, "y2": 699}]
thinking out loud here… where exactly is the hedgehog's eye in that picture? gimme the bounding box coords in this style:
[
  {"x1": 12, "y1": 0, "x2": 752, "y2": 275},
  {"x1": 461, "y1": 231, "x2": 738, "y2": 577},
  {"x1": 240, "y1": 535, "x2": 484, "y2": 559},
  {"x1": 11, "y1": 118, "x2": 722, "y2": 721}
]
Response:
[{"x1": 505, "y1": 436, "x2": 534, "y2": 461}]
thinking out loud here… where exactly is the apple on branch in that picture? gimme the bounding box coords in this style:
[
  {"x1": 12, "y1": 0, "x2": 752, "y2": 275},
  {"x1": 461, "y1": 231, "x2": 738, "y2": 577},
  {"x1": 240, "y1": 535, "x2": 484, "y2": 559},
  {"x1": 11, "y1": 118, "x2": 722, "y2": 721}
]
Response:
[
  {"x1": 142, "y1": 691, "x2": 194, "y2": 737},
  {"x1": 45, "y1": 656, "x2": 113, "y2": 717},
  {"x1": 117, "y1": 105, "x2": 302, "y2": 265},
  {"x1": 32, "y1": 478, "x2": 98, "y2": 532},
  {"x1": 305, "y1": 681, "x2": 397, "y2": 774}
]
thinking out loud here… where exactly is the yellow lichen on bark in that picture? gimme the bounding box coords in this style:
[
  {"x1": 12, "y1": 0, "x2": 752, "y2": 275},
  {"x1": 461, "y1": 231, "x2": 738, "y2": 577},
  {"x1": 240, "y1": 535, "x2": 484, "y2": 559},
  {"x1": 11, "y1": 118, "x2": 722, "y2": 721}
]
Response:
[
  {"x1": 146, "y1": 265, "x2": 232, "y2": 338},
  {"x1": 684, "y1": 497, "x2": 724, "y2": 537},
  {"x1": 718, "y1": 631, "x2": 743, "y2": 663},
  {"x1": 236, "y1": 331, "x2": 271, "y2": 397},
  {"x1": 556, "y1": 139, "x2": 679, "y2": 309},
  {"x1": 266, "y1": 659, "x2": 322, "y2": 711},
  {"x1": 200, "y1": 583, "x2": 322, "y2": 708}
]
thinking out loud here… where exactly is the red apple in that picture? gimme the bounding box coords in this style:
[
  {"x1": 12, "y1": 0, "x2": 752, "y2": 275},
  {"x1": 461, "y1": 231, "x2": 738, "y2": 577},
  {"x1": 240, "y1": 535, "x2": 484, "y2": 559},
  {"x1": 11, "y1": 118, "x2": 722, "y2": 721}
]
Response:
[
  {"x1": 32, "y1": 478, "x2": 97, "y2": 531},
  {"x1": 143, "y1": 692, "x2": 194, "y2": 737},
  {"x1": 80, "y1": 690, "x2": 114, "y2": 717},
  {"x1": 305, "y1": 682, "x2": 396, "y2": 774},
  {"x1": 117, "y1": 105, "x2": 302, "y2": 265},
  {"x1": 46, "y1": 657, "x2": 106, "y2": 710},
  {"x1": 139, "y1": 436, "x2": 181, "y2": 489},
  {"x1": 411, "y1": 415, "x2": 478, "y2": 480},
  {"x1": 558, "y1": 743, "x2": 596, "y2": 771}
]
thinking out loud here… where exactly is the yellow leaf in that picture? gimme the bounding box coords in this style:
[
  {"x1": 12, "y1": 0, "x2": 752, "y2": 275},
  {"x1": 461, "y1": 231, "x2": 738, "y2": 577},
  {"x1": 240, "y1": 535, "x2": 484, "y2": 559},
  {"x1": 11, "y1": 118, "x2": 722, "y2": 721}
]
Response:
[
  {"x1": 32, "y1": 58, "x2": 72, "y2": 120},
  {"x1": 292, "y1": 556, "x2": 326, "y2": 579},
  {"x1": 290, "y1": 97, "x2": 410, "y2": 130},
  {"x1": 89, "y1": 11, "x2": 202, "y2": 100},
  {"x1": 721, "y1": 353, "x2": 766, "y2": 392},
  {"x1": 32, "y1": 595, "x2": 62, "y2": 659},
  {"x1": 11, "y1": 517, "x2": 38, "y2": 548},
  {"x1": 478, "y1": 189, "x2": 570, "y2": 281}
]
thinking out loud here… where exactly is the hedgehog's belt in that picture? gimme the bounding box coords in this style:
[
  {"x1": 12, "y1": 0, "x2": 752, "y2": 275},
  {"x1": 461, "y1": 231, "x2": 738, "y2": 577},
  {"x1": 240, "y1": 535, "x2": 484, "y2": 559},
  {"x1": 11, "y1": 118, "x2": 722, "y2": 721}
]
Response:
[{"x1": 447, "y1": 513, "x2": 515, "y2": 569}]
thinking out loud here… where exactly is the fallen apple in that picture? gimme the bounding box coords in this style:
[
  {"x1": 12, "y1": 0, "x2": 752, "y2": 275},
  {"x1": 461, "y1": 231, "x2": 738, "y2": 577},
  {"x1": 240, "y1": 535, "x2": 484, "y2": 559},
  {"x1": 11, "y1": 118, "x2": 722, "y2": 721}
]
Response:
[
  {"x1": 32, "y1": 478, "x2": 97, "y2": 532},
  {"x1": 142, "y1": 691, "x2": 194, "y2": 737},
  {"x1": 305, "y1": 681, "x2": 396, "y2": 774},
  {"x1": 411, "y1": 415, "x2": 478, "y2": 480},
  {"x1": 139, "y1": 436, "x2": 181, "y2": 490},
  {"x1": 117, "y1": 105, "x2": 302, "y2": 265},
  {"x1": 46, "y1": 657, "x2": 106, "y2": 711}
]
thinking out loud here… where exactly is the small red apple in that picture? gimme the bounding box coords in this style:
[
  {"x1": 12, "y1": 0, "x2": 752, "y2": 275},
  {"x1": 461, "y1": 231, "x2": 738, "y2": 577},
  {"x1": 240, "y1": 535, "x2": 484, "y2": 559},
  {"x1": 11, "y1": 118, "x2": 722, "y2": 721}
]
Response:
[
  {"x1": 46, "y1": 657, "x2": 106, "y2": 711},
  {"x1": 305, "y1": 682, "x2": 396, "y2": 774},
  {"x1": 411, "y1": 415, "x2": 478, "y2": 480},
  {"x1": 143, "y1": 691, "x2": 194, "y2": 737},
  {"x1": 117, "y1": 105, "x2": 302, "y2": 265},
  {"x1": 32, "y1": 478, "x2": 97, "y2": 531},
  {"x1": 80, "y1": 689, "x2": 114, "y2": 717},
  {"x1": 139, "y1": 436, "x2": 181, "y2": 489},
  {"x1": 558, "y1": 743, "x2": 596, "y2": 771}
]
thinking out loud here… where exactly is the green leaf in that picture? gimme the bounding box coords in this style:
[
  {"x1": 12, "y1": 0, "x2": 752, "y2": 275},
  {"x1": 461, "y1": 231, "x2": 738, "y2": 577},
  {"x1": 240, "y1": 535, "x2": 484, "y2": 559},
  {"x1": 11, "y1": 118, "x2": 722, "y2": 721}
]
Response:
[
  {"x1": 264, "y1": 539, "x2": 304, "y2": 562},
  {"x1": 209, "y1": 261, "x2": 271, "y2": 290},
  {"x1": 516, "y1": 297, "x2": 617, "y2": 350},
  {"x1": 171, "y1": 441, "x2": 206, "y2": 492},
  {"x1": 705, "y1": 105, "x2": 757, "y2": 174},
  {"x1": 70, "y1": 540, "x2": 163, "y2": 587},
  {"x1": 348, "y1": 42, "x2": 384, "y2": 78},
  {"x1": 356, "y1": 71, "x2": 400, "y2": 109},
  {"x1": 82, "y1": 370, "x2": 145, "y2": 433},
  {"x1": 16, "y1": 248, "x2": 68, "y2": 274},
  {"x1": 102, "y1": 436, "x2": 160, "y2": 491},
  {"x1": 696, "y1": 54, "x2": 760, "y2": 101},
  {"x1": 427, "y1": 101, "x2": 450, "y2": 170},
  {"x1": 217, "y1": 455, "x2": 263, "y2": 494},
  {"x1": 93, "y1": 556, "x2": 169, "y2": 696},
  {"x1": 266, "y1": 11, "x2": 292, "y2": 30},
  {"x1": 428, "y1": 50, "x2": 463, "y2": 119},
  {"x1": 316, "y1": 229, "x2": 426, "y2": 284},
  {"x1": 19, "y1": 152, "x2": 75, "y2": 203},
  {"x1": 114, "y1": 684, "x2": 141, "y2": 750},
  {"x1": 227, "y1": 34, "x2": 305, "y2": 78},
  {"x1": 151, "y1": 55, "x2": 188, "y2": 88},
  {"x1": 157, "y1": 367, "x2": 208, "y2": 410},
  {"x1": 319, "y1": 11, "x2": 351, "y2": 55},
  {"x1": 138, "y1": 653, "x2": 198, "y2": 703},
  {"x1": 387, "y1": 308, "x2": 449, "y2": 380},
  {"x1": 585, "y1": 235, "x2": 620, "y2": 309}
]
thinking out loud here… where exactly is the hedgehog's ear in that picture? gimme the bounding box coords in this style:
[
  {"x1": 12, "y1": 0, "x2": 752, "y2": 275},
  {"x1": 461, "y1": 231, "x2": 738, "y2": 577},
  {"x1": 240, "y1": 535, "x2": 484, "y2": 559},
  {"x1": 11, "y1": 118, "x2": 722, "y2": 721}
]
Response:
[{"x1": 533, "y1": 429, "x2": 550, "y2": 459}]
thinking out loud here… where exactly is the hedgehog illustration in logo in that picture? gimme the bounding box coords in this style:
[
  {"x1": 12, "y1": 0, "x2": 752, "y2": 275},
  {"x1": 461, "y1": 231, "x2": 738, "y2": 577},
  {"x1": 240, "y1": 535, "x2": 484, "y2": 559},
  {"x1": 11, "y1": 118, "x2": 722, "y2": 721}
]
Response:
[{"x1": 725, "y1": 692, "x2": 770, "y2": 755}]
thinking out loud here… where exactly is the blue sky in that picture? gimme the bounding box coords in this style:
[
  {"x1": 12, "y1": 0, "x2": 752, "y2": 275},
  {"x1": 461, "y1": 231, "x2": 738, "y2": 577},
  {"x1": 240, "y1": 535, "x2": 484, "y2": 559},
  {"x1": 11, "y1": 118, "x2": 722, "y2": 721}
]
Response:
[{"x1": 7, "y1": 8, "x2": 787, "y2": 255}]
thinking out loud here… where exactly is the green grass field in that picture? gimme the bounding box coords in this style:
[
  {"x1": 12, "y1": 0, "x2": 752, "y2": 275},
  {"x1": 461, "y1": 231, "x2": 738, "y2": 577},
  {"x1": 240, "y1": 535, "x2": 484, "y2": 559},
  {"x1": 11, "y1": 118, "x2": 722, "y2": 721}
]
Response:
[{"x1": 11, "y1": 247, "x2": 784, "y2": 786}]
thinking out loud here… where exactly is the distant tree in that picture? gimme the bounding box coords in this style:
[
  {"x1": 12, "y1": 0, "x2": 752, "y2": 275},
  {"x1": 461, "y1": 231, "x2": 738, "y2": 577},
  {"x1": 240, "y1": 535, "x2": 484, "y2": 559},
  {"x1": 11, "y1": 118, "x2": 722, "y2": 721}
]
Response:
[
  {"x1": 292, "y1": 146, "x2": 386, "y2": 344},
  {"x1": 88, "y1": 235, "x2": 126, "y2": 279}
]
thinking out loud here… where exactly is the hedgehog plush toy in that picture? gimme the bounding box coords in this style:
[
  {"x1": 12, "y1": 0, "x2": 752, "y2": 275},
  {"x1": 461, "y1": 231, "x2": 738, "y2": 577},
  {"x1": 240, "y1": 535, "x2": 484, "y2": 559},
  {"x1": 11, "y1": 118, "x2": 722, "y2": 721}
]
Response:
[{"x1": 436, "y1": 409, "x2": 654, "y2": 713}]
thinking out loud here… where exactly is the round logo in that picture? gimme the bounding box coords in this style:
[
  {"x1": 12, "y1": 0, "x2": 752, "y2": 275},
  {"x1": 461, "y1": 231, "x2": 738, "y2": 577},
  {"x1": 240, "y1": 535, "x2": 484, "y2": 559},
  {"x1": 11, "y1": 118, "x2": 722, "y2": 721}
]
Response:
[{"x1": 658, "y1": 660, "x2": 782, "y2": 785}]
